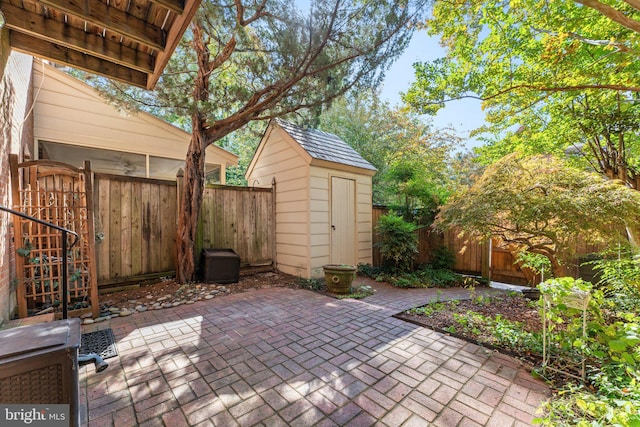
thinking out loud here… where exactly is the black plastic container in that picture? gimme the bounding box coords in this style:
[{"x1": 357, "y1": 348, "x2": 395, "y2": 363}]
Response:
[{"x1": 201, "y1": 248, "x2": 240, "y2": 284}]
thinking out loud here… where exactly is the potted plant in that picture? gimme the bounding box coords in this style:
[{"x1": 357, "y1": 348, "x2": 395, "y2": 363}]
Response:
[{"x1": 322, "y1": 264, "x2": 356, "y2": 294}]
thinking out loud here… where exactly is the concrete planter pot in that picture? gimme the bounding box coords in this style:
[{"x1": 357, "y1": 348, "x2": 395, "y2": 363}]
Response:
[{"x1": 322, "y1": 264, "x2": 356, "y2": 294}]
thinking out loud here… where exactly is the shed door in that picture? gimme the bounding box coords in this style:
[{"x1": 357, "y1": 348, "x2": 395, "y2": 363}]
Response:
[{"x1": 331, "y1": 177, "x2": 356, "y2": 265}]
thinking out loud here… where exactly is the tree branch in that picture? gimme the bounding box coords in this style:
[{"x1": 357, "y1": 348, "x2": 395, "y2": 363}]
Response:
[
  {"x1": 426, "y1": 83, "x2": 640, "y2": 107},
  {"x1": 532, "y1": 27, "x2": 640, "y2": 54},
  {"x1": 234, "y1": 0, "x2": 272, "y2": 26},
  {"x1": 623, "y1": 0, "x2": 640, "y2": 13},
  {"x1": 575, "y1": 0, "x2": 640, "y2": 34}
]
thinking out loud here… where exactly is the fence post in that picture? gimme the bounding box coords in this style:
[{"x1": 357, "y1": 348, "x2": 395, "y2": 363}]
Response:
[
  {"x1": 481, "y1": 237, "x2": 492, "y2": 281},
  {"x1": 83, "y1": 161, "x2": 100, "y2": 319},
  {"x1": 271, "y1": 177, "x2": 277, "y2": 272}
]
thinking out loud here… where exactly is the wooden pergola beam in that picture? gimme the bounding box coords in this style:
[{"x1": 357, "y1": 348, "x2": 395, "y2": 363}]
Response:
[
  {"x1": 3, "y1": 3, "x2": 155, "y2": 73},
  {"x1": 148, "y1": 0, "x2": 184, "y2": 15},
  {"x1": 147, "y1": 0, "x2": 199, "y2": 89},
  {"x1": 35, "y1": 0, "x2": 167, "y2": 51},
  {"x1": 11, "y1": 31, "x2": 149, "y2": 88}
]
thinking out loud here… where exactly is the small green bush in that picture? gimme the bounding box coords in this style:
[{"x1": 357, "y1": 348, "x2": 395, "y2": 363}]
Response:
[
  {"x1": 357, "y1": 263, "x2": 383, "y2": 279},
  {"x1": 431, "y1": 246, "x2": 456, "y2": 271},
  {"x1": 376, "y1": 213, "x2": 418, "y2": 275}
]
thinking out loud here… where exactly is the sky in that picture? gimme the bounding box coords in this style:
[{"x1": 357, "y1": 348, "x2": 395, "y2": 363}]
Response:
[{"x1": 379, "y1": 31, "x2": 486, "y2": 149}]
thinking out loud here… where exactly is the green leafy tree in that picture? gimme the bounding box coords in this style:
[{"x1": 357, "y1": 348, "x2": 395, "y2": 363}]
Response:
[
  {"x1": 436, "y1": 153, "x2": 640, "y2": 277},
  {"x1": 92, "y1": 0, "x2": 426, "y2": 282},
  {"x1": 318, "y1": 89, "x2": 462, "y2": 213},
  {"x1": 404, "y1": 0, "x2": 640, "y2": 188}
]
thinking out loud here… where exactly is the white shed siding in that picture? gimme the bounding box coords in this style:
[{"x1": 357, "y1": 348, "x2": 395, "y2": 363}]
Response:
[
  {"x1": 356, "y1": 177, "x2": 373, "y2": 262},
  {"x1": 309, "y1": 167, "x2": 330, "y2": 277},
  {"x1": 246, "y1": 121, "x2": 374, "y2": 279},
  {"x1": 308, "y1": 166, "x2": 373, "y2": 277},
  {"x1": 247, "y1": 127, "x2": 311, "y2": 277}
]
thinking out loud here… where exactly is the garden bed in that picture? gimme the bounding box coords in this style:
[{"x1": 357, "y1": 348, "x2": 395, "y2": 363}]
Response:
[{"x1": 395, "y1": 293, "x2": 545, "y2": 367}]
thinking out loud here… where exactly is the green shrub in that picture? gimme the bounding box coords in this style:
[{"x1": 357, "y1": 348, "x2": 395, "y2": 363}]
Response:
[
  {"x1": 357, "y1": 263, "x2": 383, "y2": 279},
  {"x1": 588, "y1": 249, "x2": 640, "y2": 312},
  {"x1": 536, "y1": 277, "x2": 640, "y2": 426},
  {"x1": 385, "y1": 266, "x2": 465, "y2": 288},
  {"x1": 431, "y1": 246, "x2": 456, "y2": 271},
  {"x1": 376, "y1": 213, "x2": 418, "y2": 275}
]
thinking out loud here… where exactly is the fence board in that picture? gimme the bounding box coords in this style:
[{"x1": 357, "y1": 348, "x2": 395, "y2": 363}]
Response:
[
  {"x1": 94, "y1": 174, "x2": 177, "y2": 285},
  {"x1": 131, "y1": 181, "x2": 142, "y2": 276},
  {"x1": 120, "y1": 180, "x2": 132, "y2": 277},
  {"x1": 195, "y1": 184, "x2": 275, "y2": 267},
  {"x1": 109, "y1": 180, "x2": 122, "y2": 280}
]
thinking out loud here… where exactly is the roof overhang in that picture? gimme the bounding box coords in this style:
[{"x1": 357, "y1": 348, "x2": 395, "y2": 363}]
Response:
[{"x1": 0, "y1": 0, "x2": 200, "y2": 89}]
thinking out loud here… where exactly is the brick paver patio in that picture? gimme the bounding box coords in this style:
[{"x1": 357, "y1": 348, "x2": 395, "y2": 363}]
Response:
[{"x1": 79, "y1": 282, "x2": 550, "y2": 426}]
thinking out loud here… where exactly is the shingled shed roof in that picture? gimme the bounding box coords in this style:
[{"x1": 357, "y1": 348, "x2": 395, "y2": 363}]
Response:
[{"x1": 275, "y1": 119, "x2": 376, "y2": 172}]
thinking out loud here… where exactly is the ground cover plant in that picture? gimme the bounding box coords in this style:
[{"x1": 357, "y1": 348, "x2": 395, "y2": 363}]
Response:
[
  {"x1": 398, "y1": 272, "x2": 640, "y2": 426},
  {"x1": 357, "y1": 262, "x2": 479, "y2": 288}
]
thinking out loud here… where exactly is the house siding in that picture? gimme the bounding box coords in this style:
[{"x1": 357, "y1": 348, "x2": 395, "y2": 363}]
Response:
[
  {"x1": 0, "y1": 52, "x2": 34, "y2": 324},
  {"x1": 32, "y1": 62, "x2": 234, "y2": 180}
]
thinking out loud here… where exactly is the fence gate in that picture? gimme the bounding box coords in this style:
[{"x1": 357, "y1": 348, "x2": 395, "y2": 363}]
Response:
[{"x1": 10, "y1": 155, "x2": 99, "y2": 318}]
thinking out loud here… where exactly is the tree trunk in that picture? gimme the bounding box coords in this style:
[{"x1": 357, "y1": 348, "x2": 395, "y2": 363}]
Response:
[
  {"x1": 176, "y1": 23, "x2": 210, "y2": 283},
  {"x1": 176, "y1": 113, "x2": 207, "y2": 283},
  {"x1": 550, "y1": 255, "x2": 571, "y2": 278}
]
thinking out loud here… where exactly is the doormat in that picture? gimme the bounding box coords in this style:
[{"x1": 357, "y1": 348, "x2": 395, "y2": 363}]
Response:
[{"x1": 80, "y1": 329, "x2": 118, "y2": 360}]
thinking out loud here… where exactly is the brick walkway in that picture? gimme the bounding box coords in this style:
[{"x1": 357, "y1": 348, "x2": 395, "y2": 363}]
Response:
[{"x1": 79, "y1": 283, "x2": 550, "y2": 426}]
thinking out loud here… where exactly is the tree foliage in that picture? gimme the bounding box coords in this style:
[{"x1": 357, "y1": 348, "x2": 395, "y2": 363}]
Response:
[
  {"x1": 436, "y1": 153, "x2": 640, "y2": 276},
  {"x1": 318, "y1": 89, "x2": 462, "y2": 219},
  {"x1": 90, "y1": 0, "x2": 426, "y2": 282},
  {"x1": 403, "y1": 0, "x2": 640, "y2": 187}
]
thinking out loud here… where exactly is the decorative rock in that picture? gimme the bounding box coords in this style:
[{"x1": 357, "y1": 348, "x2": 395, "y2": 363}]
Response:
[
  {"x1": 82, "y1": 318, "x2": 94, "y2": 325},
  {"x1": 162, "y1": 302, "x2": 173, "y2": 308},
  {"x1": 128, "y1": 299, "x2": 138, "y2": 304},
  {"x1": 108, "y1": 307, "x2": 121, "y2": 314},
  {"x1": 135, "y1": 305, "x2": 147, "y2": 312},
  {"x1": 157, "y1": 296, "x2": 168, "y2": 302},
  {"x1": 186, "y1": 300, "x2": 195, "y2": 304},
  {"x1": 145, "y1": 295, "x2": 153, "y2": 299},
  {"x1": 80, "y1": 312, "x2": 93, "y2": 319},
  {"x1": 119, "y1": 309, "x2": 132, "y2": 317},
  {"x1": 172, "y1": 301, "x2": 182, "y2": 307},
  {"x1": 94, "y1": 316, "x2": 108, "y2": 323},
  {"x1": 204, "y1": 294, "x2": 214, "y2": 300}
]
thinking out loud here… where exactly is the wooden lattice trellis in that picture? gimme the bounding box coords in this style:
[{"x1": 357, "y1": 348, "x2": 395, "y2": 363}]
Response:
[{"x1": 10, "y1": 155, "x2": 99, "y2": 319}]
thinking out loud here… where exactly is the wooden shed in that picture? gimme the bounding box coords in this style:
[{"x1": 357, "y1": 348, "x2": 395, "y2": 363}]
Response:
[{"x1": 246, "y1": 119, "x2": 376, "y2": 279}]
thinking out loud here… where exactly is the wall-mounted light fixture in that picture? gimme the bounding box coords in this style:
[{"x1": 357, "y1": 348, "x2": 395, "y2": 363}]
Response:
[{"x1": 0, "y1": 9, "x2": 5, "y2": 30}]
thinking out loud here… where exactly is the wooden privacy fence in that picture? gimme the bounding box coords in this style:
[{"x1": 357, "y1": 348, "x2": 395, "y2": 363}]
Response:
[
  {"x1": 372, "y1": 206, "x2": 606, "y2": 286},
  {"x1": 94, "y1": 173, "x2": 275, "y2": 286},
  {"x1": 372, "y1": 205, "x2": 485, "y2": 275},
  {"x1": 193, "y1": 182, "x2": 275, "y2": 268},
  {"x1": 94, "y1": 173, "x2": 177, "y2": 285}
]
